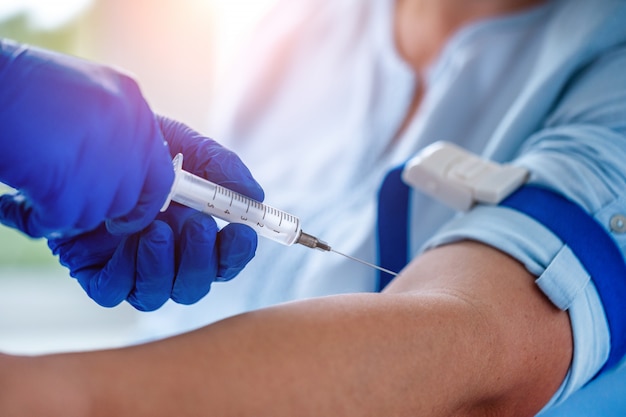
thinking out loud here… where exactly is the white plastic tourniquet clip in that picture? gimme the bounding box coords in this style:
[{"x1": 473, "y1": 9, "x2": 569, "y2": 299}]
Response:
[{"x1": 402, "y1": 142, "x2": 529, "y2": 211}]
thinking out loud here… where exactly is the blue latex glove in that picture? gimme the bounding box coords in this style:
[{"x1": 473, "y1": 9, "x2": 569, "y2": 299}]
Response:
[
  {"x1": 47, "y1": 117, "x2": 265, "y2": 311},
  {"x1": 0, "y1": 38, "x2": 173, "y2": 238}
]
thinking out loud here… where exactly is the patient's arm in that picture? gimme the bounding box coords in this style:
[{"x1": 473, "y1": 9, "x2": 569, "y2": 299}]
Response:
[{"x1": 0, "y1": 241, "x2": 572, "y2": 417}]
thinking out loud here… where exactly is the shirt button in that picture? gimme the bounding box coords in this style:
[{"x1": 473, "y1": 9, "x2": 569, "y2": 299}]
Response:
[{"x1": 610, "y1": 214, "x2": 626, "y2": 233}]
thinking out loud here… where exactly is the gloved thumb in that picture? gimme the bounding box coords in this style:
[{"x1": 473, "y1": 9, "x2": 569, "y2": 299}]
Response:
[{"x1": 156, "y1": 115, "x2": 265, "y2": 202}]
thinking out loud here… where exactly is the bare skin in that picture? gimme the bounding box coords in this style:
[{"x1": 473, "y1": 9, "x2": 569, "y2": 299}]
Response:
[
  {"x1": 0, "y1": 241, "x2": 571, "y2": 416},
  {"x1": 395, "y1": 0, "x2": 547, "y2": 71},
  {"x1": 392, "y1": 0, "x2": 547, "y2": 139},
  {"x1": 0, "y1": 1, "x2": 572, "y2": 415}
]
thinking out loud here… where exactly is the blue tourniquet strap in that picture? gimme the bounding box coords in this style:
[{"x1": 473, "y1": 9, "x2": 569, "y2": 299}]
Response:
[
  {"x1": 377, "y1": 165, "x2": 626, "y2": 375},
  {"x1": 500, "y1": 185, "x2": 626, "y2": 375},
  {"x1": 376, "y1": 165, "x2": 410, "y2": 290}
]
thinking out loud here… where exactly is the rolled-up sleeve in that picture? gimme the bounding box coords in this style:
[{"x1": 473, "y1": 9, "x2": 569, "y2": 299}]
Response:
[{"x1": 424, "y1": 45, "x2": 626, "y2": 407}]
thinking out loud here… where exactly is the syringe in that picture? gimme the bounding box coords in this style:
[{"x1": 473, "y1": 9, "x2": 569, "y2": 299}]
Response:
[{"x1": 160, "y1": 154, "x2": 398, "y2": 277}]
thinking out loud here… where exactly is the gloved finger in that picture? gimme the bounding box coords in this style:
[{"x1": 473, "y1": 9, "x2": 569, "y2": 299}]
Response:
[
  {"x1": 215, "y1": 223, "x2": 258, "y2": 281},
  {"x1": 155, "y1": 202, "x2": 199, "y2": 236},
  {"x1": 72, "y1": 234, "x2": 139, "y2": 308},
  {"x1": 48, "y1": 223, "x2": 124, "y2": 272},
  {"x1": 0, "y1": 192, "x2": 40, "y2": 237},
  {"x1": 126, "y1": 221, "x2": 176, "y2": 311},
  {"x1": 171, "y1": 211, "x2": 219, "y2": 305},
  {"x1": 106, "y1": 136, "x2": 175, "y2": 236},
  {"x1": 0, "y1": 192, "x2": 81, "y2": 238},
  {"x1": 156, "y1": 115, "x2": 264, "y2": 202}
]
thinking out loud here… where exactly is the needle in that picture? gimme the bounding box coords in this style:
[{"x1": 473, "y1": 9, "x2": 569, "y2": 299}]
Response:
[{"x1": 330, "y1": 249, "x2": 398, "y2": 277}]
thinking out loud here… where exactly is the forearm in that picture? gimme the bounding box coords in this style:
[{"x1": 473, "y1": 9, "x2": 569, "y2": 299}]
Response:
[
  {"x1": 0, "y1": 242, "x2": 571, "y2": 417},
  {"x1": 0, "y1": 295, "x2": 487, "y2": 416}
]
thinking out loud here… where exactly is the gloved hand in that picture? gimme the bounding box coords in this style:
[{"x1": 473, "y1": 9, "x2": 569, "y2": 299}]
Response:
[
  {"x1": 0, "y1": 38, "x2": 173, "y2": 238},
  {"x1": 46, "y1": 117, "x2": 265, "y2": 311}
]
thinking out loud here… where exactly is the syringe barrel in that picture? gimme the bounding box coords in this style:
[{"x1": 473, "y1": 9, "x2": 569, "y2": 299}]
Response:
[{"x1": 162, "y1": 154, "x2": 302, "y2": 247}]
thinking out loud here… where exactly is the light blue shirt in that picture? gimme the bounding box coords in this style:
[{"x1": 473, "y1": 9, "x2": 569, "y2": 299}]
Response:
[
  {"x1": 422, "y1": 0, "x2": 626, "y2": 408},
  {"x1": 139, "y1": 0, "x2": 626, "y2": 412},
  {"x1": 537, "y1": 358, "x2": 626, "y2": 416}
]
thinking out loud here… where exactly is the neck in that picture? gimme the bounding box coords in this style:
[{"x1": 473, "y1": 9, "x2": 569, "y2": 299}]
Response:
[{"x1": 394, "y1": 0, "x2": 546, "y2": 72}]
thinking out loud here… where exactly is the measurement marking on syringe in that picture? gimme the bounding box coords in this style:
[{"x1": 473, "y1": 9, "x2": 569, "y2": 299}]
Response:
[{"x1": 169, "y1": 154, "x2": 317, "y2": 249}]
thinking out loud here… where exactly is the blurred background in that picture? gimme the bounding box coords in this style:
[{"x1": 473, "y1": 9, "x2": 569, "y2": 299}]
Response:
[{"x1": 0, "y1": 0, "x2": 276, "y2": 354}]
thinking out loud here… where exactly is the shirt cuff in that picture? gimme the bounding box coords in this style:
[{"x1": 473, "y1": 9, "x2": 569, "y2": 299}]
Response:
[{"x1": 422, "y1": 204, "x2": 610, "y2": 408}]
